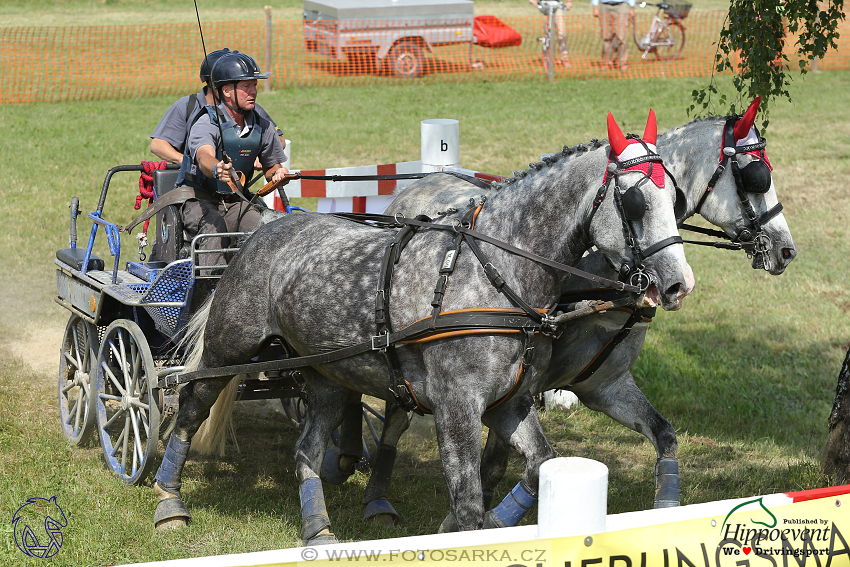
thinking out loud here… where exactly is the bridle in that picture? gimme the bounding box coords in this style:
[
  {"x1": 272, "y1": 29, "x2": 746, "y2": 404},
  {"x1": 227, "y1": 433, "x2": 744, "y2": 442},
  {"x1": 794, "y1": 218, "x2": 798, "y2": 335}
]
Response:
[
  {"x1": 590, "y1": 136, "x2": 684, "y2": 293},
  {"x1": 686, "y1": 116, "x2": 784, "y2": 271}
]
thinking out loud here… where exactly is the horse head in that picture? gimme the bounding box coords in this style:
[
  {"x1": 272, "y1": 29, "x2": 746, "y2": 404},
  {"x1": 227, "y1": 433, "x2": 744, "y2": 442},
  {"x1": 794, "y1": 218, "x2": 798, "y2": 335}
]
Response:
[
  {"x1": 591, "y1": 110, "x2": 694, "y2": 311},
  {"x1": 663, "y1": 98, "x2": 797, "y2": 275}
]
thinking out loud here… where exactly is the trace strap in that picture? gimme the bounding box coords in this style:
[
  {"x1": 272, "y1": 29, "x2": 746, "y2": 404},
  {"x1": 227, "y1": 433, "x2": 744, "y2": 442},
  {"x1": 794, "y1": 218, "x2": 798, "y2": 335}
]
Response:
[{"x1": 159, "y1": 308, "x2": 545, "y2": 388}]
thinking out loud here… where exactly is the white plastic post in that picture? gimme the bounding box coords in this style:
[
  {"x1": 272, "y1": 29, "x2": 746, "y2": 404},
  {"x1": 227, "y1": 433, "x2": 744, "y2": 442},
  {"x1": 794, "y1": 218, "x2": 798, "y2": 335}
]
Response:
[
  {"x1": 421, "y1": 119, "x2": 459, "y2": 172},
  {"x1": 264, "y1": 139, "x2": 292, "y2": 209},
  {"x1": 282, "y1": 138, "x2": 291, "y2": 169},
  {"x1": 537, "y1": 457, "x2": 608, "y2": 539}
]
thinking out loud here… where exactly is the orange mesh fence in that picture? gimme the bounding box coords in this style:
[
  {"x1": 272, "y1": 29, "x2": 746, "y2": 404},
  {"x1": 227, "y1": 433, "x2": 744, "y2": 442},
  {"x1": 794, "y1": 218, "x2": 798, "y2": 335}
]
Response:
[{"x1": 2, "y1": 13, "x2": 849, "y2": 105}]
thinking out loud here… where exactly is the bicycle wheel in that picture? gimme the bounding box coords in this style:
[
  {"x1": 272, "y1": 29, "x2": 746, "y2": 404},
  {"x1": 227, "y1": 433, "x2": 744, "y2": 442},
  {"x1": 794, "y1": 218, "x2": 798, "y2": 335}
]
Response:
[
  {"x1": 654, "y1": 22, "x2": 685, "y2": 61},
  {"x1": 631, "y1": 17, "x2": 651, "y2": 55}
]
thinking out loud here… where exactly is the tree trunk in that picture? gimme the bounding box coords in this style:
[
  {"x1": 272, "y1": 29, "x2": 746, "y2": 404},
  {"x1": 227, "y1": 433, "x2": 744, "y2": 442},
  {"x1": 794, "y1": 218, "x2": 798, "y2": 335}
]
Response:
[{"x1": 823, "y1": 345, "x2": 850, "y2": 485}]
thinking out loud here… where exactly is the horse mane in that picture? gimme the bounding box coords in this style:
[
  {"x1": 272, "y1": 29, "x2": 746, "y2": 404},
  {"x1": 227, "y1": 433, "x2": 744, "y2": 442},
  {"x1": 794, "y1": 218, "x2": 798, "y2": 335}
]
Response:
[{"x1": 489, "y1": 138, "x2": 607, "y2": 191}]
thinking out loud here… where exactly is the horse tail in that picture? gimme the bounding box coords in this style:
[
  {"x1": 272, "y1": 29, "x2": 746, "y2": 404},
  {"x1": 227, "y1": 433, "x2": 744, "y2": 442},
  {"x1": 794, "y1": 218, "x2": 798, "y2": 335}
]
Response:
[
  {"x1": 191, "y1": 374, "x2": 241, "y2": 457},
  {"x1": 179, "y1": 294, "x2": 213, "y2": 374},
  {"x1": 170, "y1": 295, "x2": 240, "y2": 457}
]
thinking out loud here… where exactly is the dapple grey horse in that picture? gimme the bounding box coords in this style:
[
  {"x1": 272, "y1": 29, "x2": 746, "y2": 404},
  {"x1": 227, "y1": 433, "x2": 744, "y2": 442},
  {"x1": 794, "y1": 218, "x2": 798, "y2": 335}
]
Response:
[
  {"x1": 151, "y1": 111, "x2": 693, "y2": 543},
  {"x1": 340, "y1": 98, "x2": 796, "y2": 530}
]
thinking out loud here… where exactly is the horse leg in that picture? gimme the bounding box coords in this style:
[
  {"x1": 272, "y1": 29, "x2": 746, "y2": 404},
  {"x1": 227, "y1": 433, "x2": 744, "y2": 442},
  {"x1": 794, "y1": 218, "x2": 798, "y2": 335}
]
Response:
[
  {"x1": 361, "y1": 400, "x2": 411, "y2": 525},
  {"x1": 153, "y1": 375, "x2": 233, "y2": 530},
  {"x1": 320, "y1": 397, "x2": 365, "y2": 485},
  {"x1": 480, "y1": 393, "x2": 556, "y2": 528},
  {"x1": 296, "y1": 373, "x2": 355, "y2": 546},
  {"x1": 431, "y1": 398, "x2": 486, "y2": 532},
  {"x1": 574, "y1": 370, "x2": 679, "y2": 508},
  {"x1": 438, "y1": 425, "x2": 511, "y2": 533}
]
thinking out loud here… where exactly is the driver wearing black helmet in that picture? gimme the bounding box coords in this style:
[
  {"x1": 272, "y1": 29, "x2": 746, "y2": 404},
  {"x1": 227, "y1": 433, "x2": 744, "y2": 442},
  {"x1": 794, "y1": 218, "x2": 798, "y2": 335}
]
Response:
[
  {"x1": 175, "y1": 51, "x2": 288, "y2": 276},
  {"x1": 149, "y1": 48, "x2": 286, "y2": 166}
]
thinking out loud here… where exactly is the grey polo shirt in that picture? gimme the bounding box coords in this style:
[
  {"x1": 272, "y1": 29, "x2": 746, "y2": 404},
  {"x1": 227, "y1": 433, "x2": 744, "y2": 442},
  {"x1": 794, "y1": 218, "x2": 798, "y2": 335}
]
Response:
[
  {"x1": 150, "y1": 88, "x2": 283, "y2": 153},
  {"x1": 186, "y1": 104, "x2": 286, "y2": 171}
]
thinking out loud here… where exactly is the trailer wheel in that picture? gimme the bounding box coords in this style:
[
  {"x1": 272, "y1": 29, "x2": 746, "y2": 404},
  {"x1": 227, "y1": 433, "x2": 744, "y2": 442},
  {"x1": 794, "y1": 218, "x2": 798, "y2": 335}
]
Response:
[
  {"x1": 388, "y1": 41, "x2": 424, "y2": 78},
  {"x1": 94, "y1": 319, "x2": 160, "y2": 485},
  {"x1": 58, "y1": 314, "x2": 99, "y2": 445}
]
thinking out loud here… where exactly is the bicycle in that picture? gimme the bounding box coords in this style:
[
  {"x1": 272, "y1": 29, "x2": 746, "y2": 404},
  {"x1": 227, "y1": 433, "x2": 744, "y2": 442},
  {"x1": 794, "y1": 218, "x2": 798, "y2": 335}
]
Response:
[
  {"x1": 532, "y1": 0, "x2": 568, "y2": 80},
  {"x1": 631, "y1": 1, "x2": 689, "y2": 61}
]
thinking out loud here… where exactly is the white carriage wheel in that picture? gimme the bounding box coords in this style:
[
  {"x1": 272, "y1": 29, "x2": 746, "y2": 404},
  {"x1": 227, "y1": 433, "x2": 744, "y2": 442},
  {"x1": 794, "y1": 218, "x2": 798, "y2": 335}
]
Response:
[
  {"x1": 58, "y1": 314, "x2": 99, "y2": 445},
  {"x1": 94, "y1": 319, "x2": 160, "y2": 485}
]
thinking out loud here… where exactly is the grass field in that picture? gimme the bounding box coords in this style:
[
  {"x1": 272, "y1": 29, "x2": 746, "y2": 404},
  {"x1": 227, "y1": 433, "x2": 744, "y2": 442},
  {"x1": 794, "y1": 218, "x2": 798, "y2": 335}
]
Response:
[{"x1": 1, "y1": 7, "x2": 849, "y2": 562}]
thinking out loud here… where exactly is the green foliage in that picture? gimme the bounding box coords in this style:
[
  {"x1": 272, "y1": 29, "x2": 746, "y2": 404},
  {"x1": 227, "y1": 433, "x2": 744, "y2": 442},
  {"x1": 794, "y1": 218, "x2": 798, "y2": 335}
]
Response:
[{"x1": 689, "y1": 0, "x2": 845, "y2": 129}]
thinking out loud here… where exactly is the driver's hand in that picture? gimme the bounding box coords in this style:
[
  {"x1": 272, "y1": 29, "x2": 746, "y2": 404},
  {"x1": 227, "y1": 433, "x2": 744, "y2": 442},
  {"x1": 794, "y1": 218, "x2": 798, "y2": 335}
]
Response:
[
  {"x1": 271, "y1": 167, "x2": 289, "y2": 184},
  {"x1": 215, "y1": 160, "x2": 234, "y2": 183}
]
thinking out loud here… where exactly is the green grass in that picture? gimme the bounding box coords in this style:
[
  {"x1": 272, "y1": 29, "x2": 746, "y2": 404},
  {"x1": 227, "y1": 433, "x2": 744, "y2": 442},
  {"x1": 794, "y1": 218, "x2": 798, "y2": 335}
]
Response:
[{"x1": 1, "y1": 58, "x2": 849, "y2": 565}]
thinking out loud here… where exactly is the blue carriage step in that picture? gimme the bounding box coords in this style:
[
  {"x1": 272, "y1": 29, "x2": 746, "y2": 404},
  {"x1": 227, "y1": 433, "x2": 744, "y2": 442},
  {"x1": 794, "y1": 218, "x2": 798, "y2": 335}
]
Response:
[{"x1": 56, "y1": 248, "x2": 104, "y2": 272}]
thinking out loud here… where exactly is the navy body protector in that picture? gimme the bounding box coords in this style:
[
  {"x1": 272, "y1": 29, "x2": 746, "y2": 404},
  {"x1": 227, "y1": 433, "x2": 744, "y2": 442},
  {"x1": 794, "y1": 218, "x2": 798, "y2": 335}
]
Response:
[{"x1": 176, "y1": 104, "x2": 263, "y2": 196}]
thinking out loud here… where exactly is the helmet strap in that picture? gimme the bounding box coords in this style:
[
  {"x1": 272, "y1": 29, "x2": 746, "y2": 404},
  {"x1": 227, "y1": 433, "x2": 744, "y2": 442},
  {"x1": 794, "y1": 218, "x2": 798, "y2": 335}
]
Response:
[{"x1": 219, "y1": 84, "x2": 247, "y2": 115}]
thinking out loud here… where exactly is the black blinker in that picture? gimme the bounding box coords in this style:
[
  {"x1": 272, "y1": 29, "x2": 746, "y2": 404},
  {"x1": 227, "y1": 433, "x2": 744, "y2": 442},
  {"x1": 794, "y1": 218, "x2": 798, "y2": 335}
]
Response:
[
  {"x1": 622, "y1": 186, "x2": 646, "y2": 220},
  {"x1": 740, "y1": 160, "x2": 772, "y2": 193}
]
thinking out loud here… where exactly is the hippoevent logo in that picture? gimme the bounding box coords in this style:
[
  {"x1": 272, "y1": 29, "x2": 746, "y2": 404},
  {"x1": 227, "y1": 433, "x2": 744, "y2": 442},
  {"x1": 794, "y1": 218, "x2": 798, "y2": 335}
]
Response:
[
  {"x1": 717, "y1": 497, "x2": 849, "y2": 561},
  {"x1": 11, "y1": 496, "x2": 67, "y2": 559}
]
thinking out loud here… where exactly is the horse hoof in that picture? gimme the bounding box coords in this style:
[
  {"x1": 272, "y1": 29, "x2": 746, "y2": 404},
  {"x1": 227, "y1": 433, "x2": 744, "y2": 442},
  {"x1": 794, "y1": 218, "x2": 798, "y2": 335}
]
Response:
[
  {"x1": 482, "y1": 510, "x2": 507, "y2": 529},
  {"x1": 364, "y1": 499, "x2": 400, "y2": 526},
  {"x1": 155, "y1": 517, "x2": 188, "y2": 531},
  {"x1": 320, "y1": 447, "x2": 355, "y2": 485},
  {"x1": 154, "y1": 497, "x2": 191, "y2": 530},
  {"x1": 437, "y1": 513, "x2": 458, "y2": 533},
  {"x1": 305, "y1": 532, "x2": 340, "y2": 546}
]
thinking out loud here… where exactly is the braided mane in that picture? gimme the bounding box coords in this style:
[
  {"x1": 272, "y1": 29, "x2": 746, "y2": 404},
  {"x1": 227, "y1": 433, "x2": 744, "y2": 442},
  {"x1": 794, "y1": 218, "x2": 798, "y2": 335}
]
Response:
[{"x1": 490, "y1": 138, "x2": 607, "y2": 191}]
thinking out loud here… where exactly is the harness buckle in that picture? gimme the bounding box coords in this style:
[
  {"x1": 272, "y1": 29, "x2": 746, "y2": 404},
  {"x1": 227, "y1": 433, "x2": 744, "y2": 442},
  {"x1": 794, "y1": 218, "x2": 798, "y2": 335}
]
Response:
[
  {"x1": 371, "y1": 331, "x2": 390, "y2": 351},
  {"x1": 540, "y1": 314, "x2": 563, "y2": 339}
]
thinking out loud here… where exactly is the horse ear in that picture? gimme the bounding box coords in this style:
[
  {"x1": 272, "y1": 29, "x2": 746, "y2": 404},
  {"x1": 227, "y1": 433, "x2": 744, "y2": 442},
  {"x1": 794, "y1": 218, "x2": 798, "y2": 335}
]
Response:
[
  {"x1": 643, "y1": 108, "x2": 657, "y2": 145},
  {"x1": 734, "y1": 96, "x2": 761, "y2": 141},
  {"x1": 607, "y1": 113, "x2": 628, "y2": 156}
]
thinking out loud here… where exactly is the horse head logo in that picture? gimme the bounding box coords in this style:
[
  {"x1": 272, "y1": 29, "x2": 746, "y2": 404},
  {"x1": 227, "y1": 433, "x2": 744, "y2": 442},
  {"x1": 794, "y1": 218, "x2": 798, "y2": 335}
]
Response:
[
  {"x1": 720, "y1": 496, "x2": 778, "y2": 533},
  {"x1": 12, "y1": 496, "x2": 68, "y2": 559}
]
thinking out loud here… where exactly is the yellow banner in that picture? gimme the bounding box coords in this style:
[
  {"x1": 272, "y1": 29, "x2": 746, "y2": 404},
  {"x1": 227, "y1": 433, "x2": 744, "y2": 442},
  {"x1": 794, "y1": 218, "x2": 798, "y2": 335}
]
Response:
[{"x1": 290, "y1": 497, "x2": 849, "y2": 567}]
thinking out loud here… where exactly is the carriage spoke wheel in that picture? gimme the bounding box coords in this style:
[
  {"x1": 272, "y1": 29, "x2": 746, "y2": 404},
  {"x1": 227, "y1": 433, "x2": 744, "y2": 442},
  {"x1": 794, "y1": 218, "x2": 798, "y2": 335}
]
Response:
[
  {"x1": 58, "y1": 314, "x2": 99, "y2": 445},
  {"x1": 94, "y1": 319, "x2": 160, "y2": 485}
]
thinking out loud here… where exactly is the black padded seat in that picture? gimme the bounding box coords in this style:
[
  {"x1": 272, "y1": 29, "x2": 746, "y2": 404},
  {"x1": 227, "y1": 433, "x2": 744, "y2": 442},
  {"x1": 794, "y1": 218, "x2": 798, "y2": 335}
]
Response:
[
  {"x1": 154, "y1": 169, "x2": 180, "y2": 196},
  {"x1": 57, "y1": 248, "x2": 105, "y2": 271}
]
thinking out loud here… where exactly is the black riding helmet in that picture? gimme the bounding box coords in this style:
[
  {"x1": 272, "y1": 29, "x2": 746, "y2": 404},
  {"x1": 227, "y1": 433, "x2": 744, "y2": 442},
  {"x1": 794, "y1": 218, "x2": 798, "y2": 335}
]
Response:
[
  {"x1": 210, "y1": 52, "x2": 268, "y2": 115},
  {"x1": 199, "y1": 48, "x2": 233, "y2": 84}
]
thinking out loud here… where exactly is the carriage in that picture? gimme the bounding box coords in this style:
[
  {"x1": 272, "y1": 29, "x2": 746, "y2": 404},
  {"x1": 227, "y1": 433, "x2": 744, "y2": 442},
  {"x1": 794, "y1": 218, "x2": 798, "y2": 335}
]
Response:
[{"x1": 54, "y1": 164, "x2": 384, "y2": 485}]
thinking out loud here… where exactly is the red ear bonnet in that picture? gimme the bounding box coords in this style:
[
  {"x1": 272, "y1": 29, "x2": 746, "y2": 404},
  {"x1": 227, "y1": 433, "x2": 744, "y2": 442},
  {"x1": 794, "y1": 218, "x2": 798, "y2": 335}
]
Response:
[
  {"x1": 607, "y1": 112, "x2": 629, "y2": 156},
  {"x1": 732, "y1": 96, "x2": 772, "y2": 170},
  {"x1": 606, "y1": 110, "x2": 665, "y2": 186},
  {"x1": 733, "y1": 97, "x2": 761, "y2": 142},
  {"x1": 643, "y1": 108, "x2": 657, "y2": 145}
]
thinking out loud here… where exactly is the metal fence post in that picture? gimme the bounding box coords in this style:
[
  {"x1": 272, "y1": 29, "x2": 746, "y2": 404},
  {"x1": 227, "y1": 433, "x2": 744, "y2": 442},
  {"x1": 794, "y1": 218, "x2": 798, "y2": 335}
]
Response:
[{"x1": 264, "y1": 5, "x2": 273, "y2": 92}]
